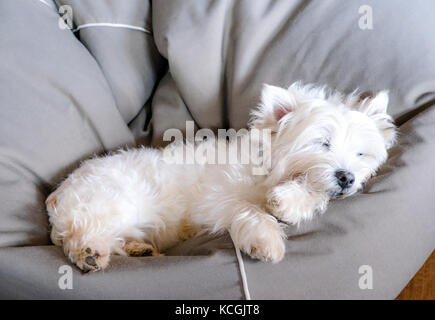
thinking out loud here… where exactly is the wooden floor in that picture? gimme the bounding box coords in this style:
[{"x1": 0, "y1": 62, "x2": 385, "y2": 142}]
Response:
[{"x1": 396, "y1": 250, "x2": 435, "y2": 300}]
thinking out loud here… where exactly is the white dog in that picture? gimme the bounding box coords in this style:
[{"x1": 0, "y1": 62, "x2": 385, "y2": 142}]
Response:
[{"x1": 46, "y1": 83, "x2": 396, "y2": 272}]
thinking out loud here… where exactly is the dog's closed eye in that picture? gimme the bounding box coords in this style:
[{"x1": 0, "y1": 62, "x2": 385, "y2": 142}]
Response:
[
  {"x1": 356, "y1": 152, "x2": 377, "y2": 160},
  {"x1": 313, "y1": 138, "x2": 331, "y2": 150},
  {"x1": 322, "y1": 141, "x2": 331, "y2": 149},
  {"x1": 311, "y1": 137, "x2": 331, "y2": 146}
]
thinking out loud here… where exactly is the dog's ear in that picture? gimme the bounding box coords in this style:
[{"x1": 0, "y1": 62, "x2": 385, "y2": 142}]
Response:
[
  {"x1": 261, "y1": 84, "x2": 296, "y2": 121},
  {"x1": 360, "y1": 90, "x2": 389, "y2": 117},
  {"x1": 250, "y1": 84, "x2": 298, "y2": 131},
  {"x1": 360, "y1": 91, "x2": 397, "y2": 149}
]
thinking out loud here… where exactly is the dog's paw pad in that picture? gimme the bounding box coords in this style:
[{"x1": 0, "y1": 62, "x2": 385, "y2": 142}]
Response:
[
  {"x1": 141, "y1": 249, "x2": 154, "y2": 256},
  {"x1": 77, "y1": 248, "x2": 108, "y2": 273},
  {"x1": 85, "y1": 254, "x2": 99, "y2": 267},
  {"x1": 123, "y1": 241, "x2": 161, "y2": 257}
]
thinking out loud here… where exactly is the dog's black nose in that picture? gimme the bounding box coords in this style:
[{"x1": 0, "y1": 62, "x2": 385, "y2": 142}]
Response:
[{"x1": 335, "y1": 170, "x2": 355, "y2": 189}]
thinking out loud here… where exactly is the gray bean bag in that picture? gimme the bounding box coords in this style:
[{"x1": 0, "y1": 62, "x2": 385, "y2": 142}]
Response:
[{"x1": 0, "y1": 0, "x2": 434, "y2": 299}]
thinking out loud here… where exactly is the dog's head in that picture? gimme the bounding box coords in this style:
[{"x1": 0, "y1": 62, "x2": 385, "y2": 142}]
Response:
[{"x1": 250, "y1": 82, "x2": 397, "y2": 199}]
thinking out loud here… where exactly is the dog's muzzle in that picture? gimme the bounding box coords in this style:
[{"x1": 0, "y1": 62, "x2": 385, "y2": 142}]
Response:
[
  {"x1": 335, "y1": 170, "x2": 355, "y2": 189},
  {"x1": 328, "y1": 170, "x2": 356, "y2": 199}
]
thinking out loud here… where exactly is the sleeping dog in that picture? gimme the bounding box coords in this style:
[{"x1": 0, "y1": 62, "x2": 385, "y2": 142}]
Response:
[{"x1": 46, "y1": 82, "x2": 396, "y2": 272}]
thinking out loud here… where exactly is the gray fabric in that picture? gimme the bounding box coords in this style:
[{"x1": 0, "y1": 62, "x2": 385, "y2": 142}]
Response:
[
  {"x1": 151, "y1": 0, "x2": 435, "y2": 143},
  {"x1": 78, "y1": 27, "x2": 165, "y2": 125},
  {"x1": 0, "y1": 0, "x2": 434, "y2": 299},
  {"x1": 0, "y1": 0, "x2": 134, "y2": 247},
  {"x1": 0, "y1": 234, "x2": 242, "y2": 299},
  {"x1": 55, "y1": 0, "x2": 167, "y2": 130},
  {"x1": 55, "y1": 0, "x2": 152, "y2": 28}
]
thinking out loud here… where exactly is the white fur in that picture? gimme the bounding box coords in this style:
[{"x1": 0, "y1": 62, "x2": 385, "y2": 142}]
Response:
[{"x1": 46, "y1": 82, "x2": 396, "y2": 272}]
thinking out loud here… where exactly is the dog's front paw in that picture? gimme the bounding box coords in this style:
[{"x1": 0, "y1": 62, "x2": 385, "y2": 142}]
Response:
[
  {"x1": 267, "y1": 182, "x2": 328, "y2": 225},
  {"x1": 247, "y1": 235, "x2": 285, "y2": 263},
  {"x1": 232, "y1": 214, "x2": 286, "y2": 263}
]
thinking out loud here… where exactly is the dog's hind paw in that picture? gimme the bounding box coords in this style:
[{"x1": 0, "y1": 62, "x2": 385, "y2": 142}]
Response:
[
  {"x1": 73, "y1": 247, "x2": 110, "y2": 273},
  {"x1": 123, "y1": 241, "x2": 162, "y2": 257}
]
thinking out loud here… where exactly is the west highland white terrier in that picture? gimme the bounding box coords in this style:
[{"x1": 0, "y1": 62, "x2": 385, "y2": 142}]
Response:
[{"x1": 46, "y1": 83, "x2": 396, "y2": 272}]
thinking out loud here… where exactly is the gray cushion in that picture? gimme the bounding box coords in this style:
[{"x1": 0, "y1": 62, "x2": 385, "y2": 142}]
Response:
[
  {"x1": 151, "y1": 0, "x2": 435, "y2": 142},
  {"x1": 0, "y1": 0, "x2": 434, "y2": 299},
  {"x1": 0, "y1": 234, "x2": 241, "y2": 299},
  {"x1": 0, "y1": 0, "x2": 135, "y2": 247},
  {"x1": 55, "y1": 0, "x2": 167, "y2": 147}
]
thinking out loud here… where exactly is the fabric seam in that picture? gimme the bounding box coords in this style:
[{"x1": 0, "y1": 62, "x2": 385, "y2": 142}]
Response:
[{"x1": 72, "y1": 23, "x2": 152, "y2": 34}]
